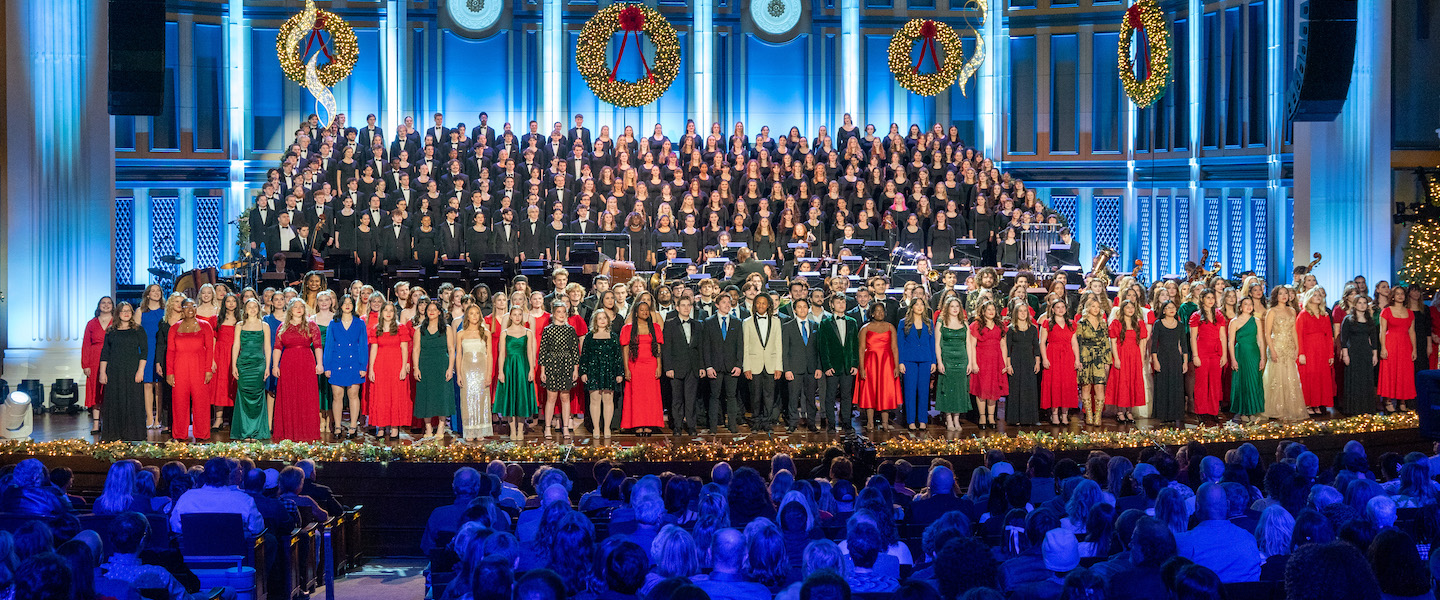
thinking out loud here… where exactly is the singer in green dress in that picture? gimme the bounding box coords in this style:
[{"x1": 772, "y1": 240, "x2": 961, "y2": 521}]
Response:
[
  {"x1": 494, "y1": 307, "x2": 537, "y2": 440},
  {"x1": 231, "y1": 300, "x2": 272, "y2": 441},
  {"x1": 1229, "y1": 297, "x2": 1266, "y2": 420}
]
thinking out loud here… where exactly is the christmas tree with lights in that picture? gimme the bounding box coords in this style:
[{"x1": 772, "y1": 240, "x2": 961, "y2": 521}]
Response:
[{"x1": 1399, "y1": 169, "x2": 1440, "y2": 290}]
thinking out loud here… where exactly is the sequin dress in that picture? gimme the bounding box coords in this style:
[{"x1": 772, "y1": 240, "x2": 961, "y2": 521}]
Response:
[
  {"x1": 538, "y1": 324, "x2": 581, "y2": 392},
  {"x1": 1262, "y1": 309, "x2": 1306, "y2": 422},
  {"x1": 458, "y1": 337, "x2": 492, "y2": 436},
  {"x1": 580, "y1": 334, "x2": 624, "y2": 392},
  {"x1": 1076, "y1": 318, "x2": 1112, "y2": 386}
]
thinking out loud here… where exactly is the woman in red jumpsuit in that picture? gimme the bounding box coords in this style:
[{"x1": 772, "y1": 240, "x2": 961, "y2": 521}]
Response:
[
  {"x1": 272, "y1": 298, "x2": 324, "y2": 442},
  {"x1": 82, "y1": 296, "x2": 113, "y2": 434},
  {"x1": 1297, "y1": 288, "x2": 1336, "y2": 414},
  {"x1": 166, "y1": 298, "x2": 215, "y2": 441},
  {"x1": 1188, "y1": 289, "x2": 1228, "y2": 419}
]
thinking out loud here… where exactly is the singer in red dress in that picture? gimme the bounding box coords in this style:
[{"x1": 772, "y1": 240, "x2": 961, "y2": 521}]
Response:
[
  {"x1": 1296, "y1": 289, "x2": 1336, "y2": 413},
  {"x1": 211, "y1": 294, "x2": 240, "y2": 421},
  {"x1": 1189, "y1": 289, "x2": 1228, "y2": 418},
  {"x1": 1039, "y1": 298, "x2": 1079, "y2": 425},
  {"x1": 166, "y1": 298, "x2": 215, "y2": 441},
  {"x1": 271, "y1": 299, "x2": 324, "y2": 442},
  {"x1": 368, "y1": 302, "x2": 413, "y2": 439},
  {"x1": 1106, "y1": 300, "x2": 1148, "y2": 422},
  {"x1": 82, "y1": 296, "x2": 114, "y2": 433},
  {"x1": 857, "y1": 303, "x2": 902, "y2": 431},
  {"x1": 1378, "y1": 287, "x2": 1417, "y2": 412},
  {"x1": 620, "y1": 300, "x2": 665, "y2": 432},
  {"x1": 968, "y1": 300, "x2": 1009, "y2": 430}
]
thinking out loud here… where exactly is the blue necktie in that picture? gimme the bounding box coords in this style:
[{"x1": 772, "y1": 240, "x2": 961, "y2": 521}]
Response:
[
  {"x1": 721, "y1": 317, "x2": 728, "y2": 340},
  {"x1": 802, "y1": 322, "x2": 809, "y2": 345}
]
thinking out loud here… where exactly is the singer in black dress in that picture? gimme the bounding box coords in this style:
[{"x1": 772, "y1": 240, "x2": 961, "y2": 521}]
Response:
[{"x1": 1149, "y1": 301, "x2": 1190, "y2": 424}]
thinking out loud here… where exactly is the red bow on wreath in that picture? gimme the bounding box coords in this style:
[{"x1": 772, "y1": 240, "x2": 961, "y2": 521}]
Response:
[
  {"x1": 912, "y1": 20, "x2": 942, "y2": 74},
  {"x1": 303, "y1": 11, "x2": 334, "y2": 62},
  {"x1": 1126, "y1": 4, "x2": 1151, "y2": 80},
  {"x1": 610, "y1": 5, "x2": 655, "y2": 83}
]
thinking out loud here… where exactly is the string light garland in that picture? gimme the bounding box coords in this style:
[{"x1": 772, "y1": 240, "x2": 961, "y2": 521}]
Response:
[
  {"x1": 1118, "y1": 0, "x2": 1171, "y2": 108},
  {"x1": 576, "y1": 3, "x2": 681, "y2": 107},
  {"x1": 0, "y1": 413, "x2": 1416, "y2": 464},
  {"x1": 889, "y1": 19, "x2": 967, "y2": 97},
  {"x1": 1399, "y1": 169, "x2": 1440, "y2": 289},
  {"x1": 276, "y1": 0, "x2": 359, "y2": 89},
  {"x1": 955, "y1": 0, "x2": 988, "y2": 97}
]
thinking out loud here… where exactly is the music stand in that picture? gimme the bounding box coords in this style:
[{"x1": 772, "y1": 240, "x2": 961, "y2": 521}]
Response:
[{"x1": 954, "y1": 238, "x2": 980, "y2": 262}]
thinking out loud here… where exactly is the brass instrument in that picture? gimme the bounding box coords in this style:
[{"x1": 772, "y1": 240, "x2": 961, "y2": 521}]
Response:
[
  {"x1": 1092, "y1": 245, "x2": 1117, "y2": 281},
  {"x1": 926, "y1": 269, "x2": 941, "y2": 282}
]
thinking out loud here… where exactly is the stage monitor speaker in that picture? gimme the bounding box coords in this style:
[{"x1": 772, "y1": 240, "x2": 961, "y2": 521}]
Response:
[
  {"x1": 1418, "y1": 370, "x2": 1440, "y2": 442},
  {"x1": 1286, "y1": 0, "x2": 1357, "y2": 123},
  {"x1": 108, "y1": 0, "x2": 166, "y2": 116}
]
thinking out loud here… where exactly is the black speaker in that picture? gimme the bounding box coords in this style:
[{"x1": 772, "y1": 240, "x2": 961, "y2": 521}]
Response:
[
  {"x1": 1286, "y1": 0, "x2": 1358, "y2": 122},
  {"x1": 108, "y1": 0, "x2": 166, "y2": 116}
]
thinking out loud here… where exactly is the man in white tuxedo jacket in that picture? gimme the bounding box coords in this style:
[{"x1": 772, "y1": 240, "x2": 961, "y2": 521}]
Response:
[{"x1": 742, "y1": 293, "x2": 784, "y2": 431}]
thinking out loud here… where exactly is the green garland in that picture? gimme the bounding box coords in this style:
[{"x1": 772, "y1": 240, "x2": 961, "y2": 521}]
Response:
[{"x1": 0, "y1": 412, "x2": 1417, "y2": 464}]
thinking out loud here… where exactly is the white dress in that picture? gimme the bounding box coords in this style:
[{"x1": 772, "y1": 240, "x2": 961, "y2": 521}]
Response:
[{"x1": 459, "y1": 337, "x2": 493, "y2": 437}]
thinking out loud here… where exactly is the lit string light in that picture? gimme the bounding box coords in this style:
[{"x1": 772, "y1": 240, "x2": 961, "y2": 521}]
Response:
[
  {"x1": 888, "y1": 19, "x2": 966, "y2": 97},
  {"x1": 0, "y1": 413, "x2": 1416, "y2": 463},
  {"x1": 1118, "y1": 0, "x2": 1172, "y2": 108},
  {"x1": 276, "y1": 0, "x2": 359, "y2": 89},
  {"x1": 576, "y1": 3, "x2": 681, "y2": 108},
  {"x1": 1398, "y1": 169, "x2": 1440, "y2": 289}
]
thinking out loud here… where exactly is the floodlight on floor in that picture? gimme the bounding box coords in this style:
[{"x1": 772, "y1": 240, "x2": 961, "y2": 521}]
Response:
[{"x1": 3, "y1": 392, "x2": 33, "y2": 440}]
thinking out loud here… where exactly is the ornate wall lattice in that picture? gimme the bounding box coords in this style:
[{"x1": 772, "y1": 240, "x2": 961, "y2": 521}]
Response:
[
  {"x1": 149, "y1": 196, "x2": 179, "y2": 285},
  {"x1": 1094, "y1": 196, "x2": 1121, "y2": 258},
  {"x1": 1157, "y1": 197, "x2": 1171, "y2": 277},
  {"x1": 1176, "y1": 197, "x2": 1190, "y2": 267},
  {"x1": 1051, "y1": 195, "x2": 1078, "y2": 228},
  {"x1": 1204, "y1": 196, "x2": 1221, "y2": 260},
  {"x1": 195, "y1": 196, "x2": 222, "y2": 269},
  {"x1": 1228, "y1": 197, "x2": 1245, "y2": 276},
  {"x1": 1139, "y1": 195, "x2": 1152, "y2": 282},
  {"x1": 115, "y1": 196, "x2": 135, "y2": 286},
  {"x1": 1252, "y1": 194, "x2": 1268, "y2": 278}
]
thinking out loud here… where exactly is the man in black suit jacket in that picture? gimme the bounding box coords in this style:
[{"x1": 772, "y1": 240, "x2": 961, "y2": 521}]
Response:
[
  {"x1": 357, "y1": 114, "x2": 383, "y2": 152},
  {"x1": 248, "y1": 195, "x2": 278, "y2": 254},
  {"x1": 492, "y1": 208, "x2": 520, "y2": 262},
  {"x1": 780, "y1": 299, "x2": 822, "y2": 432},
  {"x1": 470, "y1": 113, "x2": 496, "y2": 147},
  {"x1": 662, "y1": 297, "x2": 706, "y2": 435},
  {"x1": 425, "y1": 113, "x2": 449, "y2": 151},
  {"x1": 567, "y1": 114, "x2": 592, "y2": 151},
  {"x1": 570, "y1": 206, "x2": 598, "y2": 235},
  {"x1": 701, "y1": 294, "x2": 745, "y2": 433},
  {"x1": 297, "y1": 460, "x2": 345, "y2": 518},
  {"x1": 907, "y1": 466, "x2": 967, "y2": 525},
  {"x1": 819, "y1": 294, "x2": 862, "y2": 432},
  {"x1": 379, "y1": 211, "x2": 412, "y2": 266},
  {"x1": 520, "y1": 120, "x2": 543, "y2": 150},
  {"x1": 437, "y1": 208, "x2": 465, "y2": 260}
]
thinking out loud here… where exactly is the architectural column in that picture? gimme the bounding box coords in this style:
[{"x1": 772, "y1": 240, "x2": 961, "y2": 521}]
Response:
[
  {"x1": 1292, "y1": 0, "x2": 1390, "y2": 293},
  {"x1": 977, "y1": 0, "x2": 1005, "y2": 161},
  {"x1": 3, "y1": 0, "x2": 116, "y2": 384},
  {"x1": 541, "y1": 0, "x2": 563, "y2": 128},
  {"x1": 841, "y1": 0, "x2": 860, "y2": 122},
  {"x1": 383, "y1": 0, "x2": 405, "y2": 130},
  {"x1": 226, "y1": 0, "x2": 249, "y2": 261},
  {"x1": 693, "y1": 0, "x2": 715, "y2": 126}
]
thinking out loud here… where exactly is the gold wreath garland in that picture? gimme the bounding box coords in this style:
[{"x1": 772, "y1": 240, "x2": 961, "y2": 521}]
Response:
[
  {"x1": 576, "y1": 4, "x2": 682, "y2": 108},
  {"x1": 888, "y1": 19, "x2": 966, "y2": 97},
  {"x1": 1118, "y1": 0, "x2": 1172, "y2": 108},
  {"x1": 276, "y1": 5, "x2": 359, "y2": 88}
]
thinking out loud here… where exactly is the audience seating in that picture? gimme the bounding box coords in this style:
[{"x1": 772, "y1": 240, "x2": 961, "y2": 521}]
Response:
[
  {"x1": 1222, "y1": 581, "x2": 1284, "y2": 600},
  {"x1": 179, "y1": 513, "x2": 270, "y2": 600}
]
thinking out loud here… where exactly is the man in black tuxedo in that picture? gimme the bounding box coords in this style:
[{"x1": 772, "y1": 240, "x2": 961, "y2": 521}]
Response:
[
  {"x1": 438, "y1": 208, "x2": 464, "y2": 260},
  {"x1": 520, "y1": 120, "x2": 543, "y2": 150},
  {"x1": 516, "y1": 205, "x2": 545, "y2": 261},
  {"x1": 425, "y1": 112, "x2": 449, "y2": 150},
  {"x1": 570, "y1": 207, "x2": 598, "y2": 235},
  {"x1": 387, "y1": 173, "x2": 416, "y2": 211},
  {"x1": 380, "y1": 210, "x2": 412, "y2": 267},
  {"x1": 363, "y1": 196, "x2": 388, "y2": 233},
  {"x1": 470, "y1": 112, "x2": 496, "y2": 147},
  {"x1": 544, "y1": 129, "x2": 568, "y2": 166},
  {"x1": 546, "y1": 172, "x2": 574, "y2": 213},
  {"x1": 567, "y1": 114, "x2": 592, "y2": 152},
  {"x1": 780, "y1": 299, "x2": 822, "y2": 432},
  {"x1": 389, "y1": 125, "x2": 418, "y2": 163},
  {"x1": 269, "y1": 212, "x2": 302, "y2": 278},
  {"x1": 357, "y1": 113, "x2": 383, "y2": 152},
  {"x1": 248, "y1": 194, "x2": 278, "y2": 254},
  {"x1": 662, "y1": 297, "x2": 705, "y2": 435},
  {"x1": 493, "y1": 208, "x2": 520, "y2": 262},
  {"x1": 701, "y1": 294, "x2": 745, "y2": 434},
  {"x1": 818, "y1": 294, "x2": 861, "y2": 432}
]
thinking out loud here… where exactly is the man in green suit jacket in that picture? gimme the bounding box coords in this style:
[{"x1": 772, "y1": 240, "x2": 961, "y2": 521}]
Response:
[{"x1": 818, "y1": 294, "x2": 861, "y2": 432}]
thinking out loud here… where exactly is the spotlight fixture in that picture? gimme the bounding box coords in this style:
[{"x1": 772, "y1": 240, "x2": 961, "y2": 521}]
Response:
[
  {"x1": 49, "y1": 379, "x2": 79, "y2": 415},
  {"x1": 16, "y1": 380, "x2": 43, "y2": 415},
  {"x1": 2, "y1": 392, "x2": 33, "y2": 440}
]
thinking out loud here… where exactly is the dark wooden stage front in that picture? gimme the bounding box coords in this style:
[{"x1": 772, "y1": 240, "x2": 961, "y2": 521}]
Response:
[{"x1": 6, "y1": 412, "x2": 1435, "y2": 556}]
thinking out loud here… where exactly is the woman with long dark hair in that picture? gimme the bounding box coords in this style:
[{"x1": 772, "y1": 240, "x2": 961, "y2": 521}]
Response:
[
  {"x1": 324, "y1": 294, "x2": 368, "y2": 438},
  {"x1": 99, "y1": 302, "x2": 148, "y2": 442},
  {"x1": 621, "y1": 300, "x2": 665, "y2": 435},
  {"x1": 82, "y1": 296, "x2": 113, "y2": 434}
]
